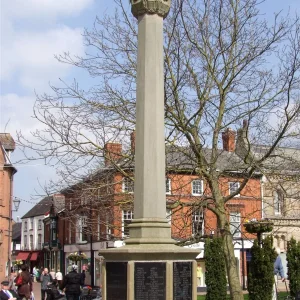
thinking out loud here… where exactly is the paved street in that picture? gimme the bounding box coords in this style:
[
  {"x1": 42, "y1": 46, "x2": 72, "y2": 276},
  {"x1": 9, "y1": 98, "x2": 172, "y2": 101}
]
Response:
[{"x1": 32, "y1": 282, "x2": 41, "y2": 300}]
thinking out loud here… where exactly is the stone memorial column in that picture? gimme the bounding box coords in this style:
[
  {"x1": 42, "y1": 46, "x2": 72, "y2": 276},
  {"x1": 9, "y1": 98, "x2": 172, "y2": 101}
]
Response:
[{"x1": 100, "y1": 1, "x2": 199, "y2": 299}]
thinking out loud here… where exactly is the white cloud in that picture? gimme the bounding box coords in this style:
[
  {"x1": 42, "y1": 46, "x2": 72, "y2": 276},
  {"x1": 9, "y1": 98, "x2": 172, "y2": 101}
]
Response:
[
  {"x1": 0, "y1": 94, "x2": 38, "y2": 135},
  {"x1": 1, "y1": 0, "x2": 94, "y2": 20},
  {"x1": 1, "y1": 25, "x2": 85, "y2": 89}
]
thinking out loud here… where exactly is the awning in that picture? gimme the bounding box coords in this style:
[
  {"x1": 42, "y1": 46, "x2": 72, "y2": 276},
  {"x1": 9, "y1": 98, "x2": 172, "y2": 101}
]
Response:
[
  {"x1": 16, "y1": 252, "x2": 30, "y2": 260},
  {"x1": 30, "y1": 252, "x2": 39, "y2": 261}
]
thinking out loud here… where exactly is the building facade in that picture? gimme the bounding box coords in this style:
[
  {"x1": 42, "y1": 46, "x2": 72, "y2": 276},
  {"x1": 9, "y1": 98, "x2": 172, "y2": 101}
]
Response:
[{"x1": 0, "y1": 133, "x2": 16, "y2": 279}]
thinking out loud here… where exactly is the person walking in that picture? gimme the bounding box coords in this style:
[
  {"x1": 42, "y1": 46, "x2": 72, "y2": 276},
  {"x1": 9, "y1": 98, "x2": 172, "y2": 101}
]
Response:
[
  {"x1": 49, "y1": 269, "x2": 56, "y2": 280},
  {"x1": 272, "y1": 247, "x2": 286, "y2": 300},
  {"x1": 0, "y1": 280, "x2": 20, "y2": 300},
  {"x1": 32, "y1": 267, "x2": 38, "y2": 283},
  {"x1": 40, "y1": 268, "x2": 53, "y2": 300},
  {"x1": 60, "y1": 265, "x2": 83, "y2": 300},
  {"x1": 14, "y1": 265, "x2": 32, "y2": 300},
  {"x1": 55, "y1": 269, "x2": 63, "y2": 287}
]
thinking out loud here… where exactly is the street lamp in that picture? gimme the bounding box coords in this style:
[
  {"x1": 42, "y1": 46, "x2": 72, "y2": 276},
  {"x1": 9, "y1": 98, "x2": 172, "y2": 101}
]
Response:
[{"x1": 12, "y1": 197, "x2": 21, "y2": 211}]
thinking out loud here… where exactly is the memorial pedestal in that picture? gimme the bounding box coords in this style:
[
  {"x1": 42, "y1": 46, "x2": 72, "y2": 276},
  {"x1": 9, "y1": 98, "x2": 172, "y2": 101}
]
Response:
[{"x1": 100, "y1": 244, "x2": 199, "y2": 300}]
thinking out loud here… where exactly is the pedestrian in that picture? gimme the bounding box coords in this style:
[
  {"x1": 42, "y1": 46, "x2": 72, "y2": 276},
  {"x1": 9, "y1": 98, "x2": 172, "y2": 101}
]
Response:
[
  {"x1": 0, "y1": 280, "x2": 20, "y2": 300},
  {"x1": 32, "y1": 267, "x2": 38, "y2": 283},
  {"x1": 55, "y1": 269, "x2": 63, "y2": 287},
  {"x1": 60, "y1": 265, "x2": 83, "y2": 300},
  {"x1": 49, "y1": 269, "x2": 56, "y2": 280},
  {"x1": 45, "y1": 279, "x2": 65, "y2": 300},
  {"x1": 81, "y1": 270, "x2": 86, "y2": 287},
  {"x1": 14, "y1": 264, "x2": 32, "y2": 300},
  {"x1": 272, "y1": 247, "x2": 286, "y2": 300},
  {"x1": 40, "y1": 268, "x2": 53, "y2": 300}
]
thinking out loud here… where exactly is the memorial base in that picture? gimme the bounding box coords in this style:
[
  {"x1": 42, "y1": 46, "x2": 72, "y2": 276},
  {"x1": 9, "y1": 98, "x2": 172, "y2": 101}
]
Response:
[{"x1": 99, "y1": 244, "x2": 200, "y2": 300}]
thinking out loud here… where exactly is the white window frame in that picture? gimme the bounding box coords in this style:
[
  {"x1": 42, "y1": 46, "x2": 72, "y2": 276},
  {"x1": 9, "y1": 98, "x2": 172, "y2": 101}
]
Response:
[
  {"x1": 122, "y1": 177, "x2": 134, "y2": 193},
  {"x1": 230, "y1": 212, "x2": 241, "y2": 238},
  {"x1": 37, "y1": 234, "x2": 42, "y2": 250},
  {"x1": 38, "y1": 219, "x2": 42, "y2": 230},
  {"x1": 77, "y1": 216, "x2": 88, "y2": 242},
  {"x1": 229, "y1": 182, "x2": 240, "y2": 197},
  {"x1": 30, "y1": 218, "x2": 34, "y2": 230},
  {"x1": 24, "y1": 221, "x2": 27, "y2": 232},
  {"x1": 24, "y1": 235, "x2": 27, "y2": 249},
  {"x1": 81, "y1": 196, "x2": 89, "y2": 205},
  {"x1": 192, "y1": 209, "x2": 204, "y2": 236},
  {"x1": 166, "y1": 178, "x2": 171, "y2": 195},
  {"x1": 106, "y1": 215, "x2": 112, "y2": 240},
  {"x1": 122, "y1": 210, "x2": 134, "y2": 238},
  {"x1": 30, "y1": 235, "x2": 34, "y2": 250},
  {"x1": 192, "y1": 180, "x2": 203, "y2": 196},
  {"x1": 274, "y1": 191, "x2": 281, "y2": 215},
  {"x1": 166, "y1": 208, "x2": 172, "y2": 224}
]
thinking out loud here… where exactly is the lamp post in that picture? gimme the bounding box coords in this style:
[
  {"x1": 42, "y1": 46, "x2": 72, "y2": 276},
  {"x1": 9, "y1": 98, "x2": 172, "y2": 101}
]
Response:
[
  {"x1": 8, "y1": 197, "x2": 21, "y2": 277},
  {"x1": 49, "y1": 204, "x2": 58, "y2": 269}
]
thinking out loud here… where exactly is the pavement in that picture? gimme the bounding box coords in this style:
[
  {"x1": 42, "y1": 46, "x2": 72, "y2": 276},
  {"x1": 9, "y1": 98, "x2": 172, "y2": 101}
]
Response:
[
  {"x1": 27, "y1": 281, "x2": 292, "y2": 299},
  {"x1": 32, "y1": 282, "x2": 42, "y2": 300}
]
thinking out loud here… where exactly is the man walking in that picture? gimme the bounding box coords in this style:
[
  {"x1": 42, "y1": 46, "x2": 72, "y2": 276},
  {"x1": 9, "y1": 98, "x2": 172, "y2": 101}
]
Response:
[
  {"x1": 40, "y1": 268, "x2": 52, "y2": 300},
  {"x1": 60, "y1": 265, "x2": 83, "y2": 300},
  {"x1": 272, "y1": 248, "x2": 286, "y2": 300}
]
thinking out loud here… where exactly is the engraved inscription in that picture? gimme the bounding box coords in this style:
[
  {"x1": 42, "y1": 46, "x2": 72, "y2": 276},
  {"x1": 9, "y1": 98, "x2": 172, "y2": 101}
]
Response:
[
  {"x1": 106, "y1": 262, "x2": 127, "y2": 300},
  {"x1": 173, "y1": 261, "x2": 193, "y2": 300},
  {"x1": 134, "y1": 262, "x2": 166, "y2": 300}
]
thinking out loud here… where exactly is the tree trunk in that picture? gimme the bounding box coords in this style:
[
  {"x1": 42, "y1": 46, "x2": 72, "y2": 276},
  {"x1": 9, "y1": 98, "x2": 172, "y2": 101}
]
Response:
[{"x1": 221, "y1": 215, "x2": 244, "y2": 300}]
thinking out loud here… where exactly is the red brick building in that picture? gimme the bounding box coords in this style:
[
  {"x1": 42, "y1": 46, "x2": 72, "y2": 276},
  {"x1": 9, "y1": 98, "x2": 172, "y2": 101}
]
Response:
[
  {"x1": 61, "y1": 130, "x2": 262, "y2": 288},
  {"x1": 0, "y1": 133, "x2": 17, "y2": 280}
]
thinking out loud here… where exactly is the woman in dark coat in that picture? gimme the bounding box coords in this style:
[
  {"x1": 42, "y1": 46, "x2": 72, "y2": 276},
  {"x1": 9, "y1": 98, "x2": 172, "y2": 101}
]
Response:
[{"x1": 15, "y1": 265, "x2": 32, "y2": 300}]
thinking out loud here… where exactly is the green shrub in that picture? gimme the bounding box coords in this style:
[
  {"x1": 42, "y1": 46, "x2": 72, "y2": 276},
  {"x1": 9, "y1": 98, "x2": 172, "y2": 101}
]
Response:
[
  {"x1": 204, "y1": 237, "x2": 227, "y2": 300},
  {"x1": 287, "y1": 237, "x2": 300, "y2": 296},
  {"x1": 247, "y1": 236, "x2": 276, "y2": 300}
]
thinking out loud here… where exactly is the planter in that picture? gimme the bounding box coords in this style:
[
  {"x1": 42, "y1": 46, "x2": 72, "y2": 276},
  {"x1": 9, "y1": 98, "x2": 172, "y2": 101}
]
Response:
[
  {"x1": 68, "y1": 252, "x2": 87, "y2": 263},
  {"x1": 244, "y1": 221, "x2": 273, "y2": 234}
]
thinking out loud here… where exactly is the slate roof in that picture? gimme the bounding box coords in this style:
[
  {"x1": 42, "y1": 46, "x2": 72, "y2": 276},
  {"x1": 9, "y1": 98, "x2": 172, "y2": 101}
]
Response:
[
  {"x1": 12, "y1": 223, "x2": 22, "y2": 241},
  {"x1": 0, "y1": 133, "x2": 15, "y2": 151},
  {"x1": 21, "y1": 196, "x2": 53, "y2": 219},
  {"x1": 252, "y1": 145, "x2": 300, "y2": 175}
]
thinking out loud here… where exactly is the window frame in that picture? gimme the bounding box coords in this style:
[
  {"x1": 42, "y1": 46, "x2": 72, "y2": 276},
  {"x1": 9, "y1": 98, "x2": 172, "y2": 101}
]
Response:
[
  {"x1": 229, "y1": 211, "x2": 241, "y2": 238},
  {"x1": 192, "y1": 209, "x2": 204, "y2": 236},
  {"x1": 166, "y1": 178, "x2": 171, "y2": 195},
  {"x1": 122, "y1": 177, "x2": 134, "y2": 193},
  {"x1": 24, "y1": 235, "x2": 27, "y2": 249},
  {"x1": 166, "y1": 208, "x2": 172, "y2": 224},
  {"x1": 38, "y1": 219, "x2": 42, "y2": 230},
  {"x1": 229, "y1": 181, "x2": 240, "y2": 197},
  {"x1": 24, "y1": 221, "x2": 28, "y2": 232},
  {"x1": 122, "y1": 210, "x2": 134, "y2": 238},
  {"x1": 192, "y1": 180, "x2": 203, "y2": 196}
]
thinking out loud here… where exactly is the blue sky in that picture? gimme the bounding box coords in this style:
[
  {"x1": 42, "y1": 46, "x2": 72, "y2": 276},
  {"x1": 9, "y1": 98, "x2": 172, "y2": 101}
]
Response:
[{"x1": 0, "y1": 0, "x2": 299, "y2": 219}]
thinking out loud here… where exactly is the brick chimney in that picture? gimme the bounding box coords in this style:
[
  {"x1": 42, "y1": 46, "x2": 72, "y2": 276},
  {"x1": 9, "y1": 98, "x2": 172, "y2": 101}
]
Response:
[
  {"x1": 130, "y1": 131, "x2": 136, "y2": 154},
  {"x1": 222, "y1": 128, "x2": 236, "y2": 152},
  {"x1": 104, "y1": 142, "x2": 122, "y2": 166}
]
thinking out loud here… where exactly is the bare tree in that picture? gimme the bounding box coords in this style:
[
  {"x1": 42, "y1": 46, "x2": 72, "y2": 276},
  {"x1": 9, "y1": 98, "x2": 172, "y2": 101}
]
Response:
[{"x1": 17, "y1": 0, "x2": 300, "y2": 299}]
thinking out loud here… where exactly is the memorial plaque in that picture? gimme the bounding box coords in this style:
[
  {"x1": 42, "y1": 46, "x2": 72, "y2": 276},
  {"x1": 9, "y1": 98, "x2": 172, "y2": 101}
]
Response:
[
  {"x1": 173, "y1": 261, "x2": 193, "y2": 300},
  {"x1": 134, "y1": 262, "x2": 166, "y2": 300},
  {"x1": 106, "y1": 262, "x2": 127, "y2": 300}
]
